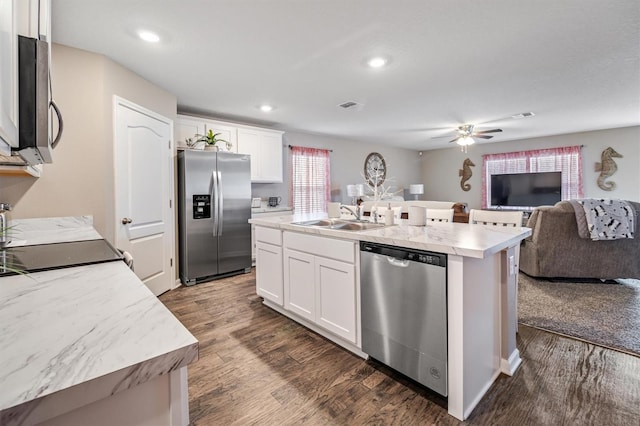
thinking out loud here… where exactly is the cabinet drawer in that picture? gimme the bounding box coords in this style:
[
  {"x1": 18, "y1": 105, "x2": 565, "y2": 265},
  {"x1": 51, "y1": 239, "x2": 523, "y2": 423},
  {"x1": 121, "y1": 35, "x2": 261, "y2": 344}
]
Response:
[
  {"x1": 283, "y1": 231, "x2": 355, "y2": 263},
  {"x1": 255, "y1": 226, "x2": 282, "y2": 246}
]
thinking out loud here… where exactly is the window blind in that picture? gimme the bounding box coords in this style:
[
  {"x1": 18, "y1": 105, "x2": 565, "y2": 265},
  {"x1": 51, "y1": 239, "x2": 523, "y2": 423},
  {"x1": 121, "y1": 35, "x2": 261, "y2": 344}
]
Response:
[{"x1": 290, "y1": 146, "x2": 331, "y2": 214}]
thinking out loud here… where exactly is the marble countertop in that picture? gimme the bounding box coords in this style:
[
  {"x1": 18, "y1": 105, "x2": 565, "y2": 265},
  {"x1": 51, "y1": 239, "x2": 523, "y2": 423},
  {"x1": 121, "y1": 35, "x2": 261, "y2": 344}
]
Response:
[
  {"x1": 251, "y1": 205, "x2": 293, "y2": 214},
  {"x1": 0, "y1": 217, "x2": 198, "y2": 424},
  {"x1": 249, "y1": 213, "x2": 531, "y2": 259},
  {"x1": 6, "y1": 216, "x2": 100, "y2": 246}
]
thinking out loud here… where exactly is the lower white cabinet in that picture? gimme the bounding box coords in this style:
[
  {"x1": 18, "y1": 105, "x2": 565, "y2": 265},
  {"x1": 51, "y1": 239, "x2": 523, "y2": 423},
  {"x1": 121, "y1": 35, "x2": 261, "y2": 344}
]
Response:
[
  {"x1": 315, "y1": 256, "x2": 356, "y2": 341},
  {"x1": 283, "y1": 248, "x2": 315, "y2": 321},
  {"x1": 283, "y1": 232, "x2": 357, "y2": 344},
  {"x1": 255, "y1": 227, "x2": 283, "y2": 306}
]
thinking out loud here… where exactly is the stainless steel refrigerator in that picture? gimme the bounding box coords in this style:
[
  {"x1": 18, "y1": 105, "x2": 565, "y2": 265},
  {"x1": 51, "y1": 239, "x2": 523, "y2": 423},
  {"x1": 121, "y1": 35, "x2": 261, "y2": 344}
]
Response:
[{"x1": 178, "y1": 150, "x2": 252, "y2": 285}]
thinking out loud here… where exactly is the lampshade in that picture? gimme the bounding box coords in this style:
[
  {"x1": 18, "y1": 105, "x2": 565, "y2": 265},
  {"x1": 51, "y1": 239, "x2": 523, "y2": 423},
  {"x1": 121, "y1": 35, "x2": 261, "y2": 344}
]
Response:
[
  {"x1": 457, "y1": 136, "x2": 475, "y2": 146},
  {"x1": 355, "y1": 184, "x2": 365, "y2": 196},
  {"x1": 346, "y1": 184, "x2": 357, "y2": 197},
  {"x1": 409, "y1": 184, "x2": 424, "y2": 195}
]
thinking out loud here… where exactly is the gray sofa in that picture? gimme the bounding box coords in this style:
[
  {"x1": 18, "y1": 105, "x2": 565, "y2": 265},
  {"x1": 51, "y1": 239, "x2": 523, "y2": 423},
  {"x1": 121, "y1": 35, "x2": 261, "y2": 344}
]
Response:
[{"x1": 519, "y1": 200, "x2": 640, "y2": 280}]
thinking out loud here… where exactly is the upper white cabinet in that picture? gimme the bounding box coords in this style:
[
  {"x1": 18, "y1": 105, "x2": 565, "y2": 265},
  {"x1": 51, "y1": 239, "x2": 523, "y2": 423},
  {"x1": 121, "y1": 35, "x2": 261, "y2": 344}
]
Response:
[
  {"x1": 176, "y1": 115, "x2": 238, "y2": 152},
  {"x1": 0, "y1": 0, "x2": 51, "y2": 157},
  {"x1": 236, "y1": 127, "x2": 283, "y2": 183},
  {"x1": 0, "y1": 0, "x2": 19, "y2": 153},
  {"x1": 176, "y1": 114, "x2": 283, "y2": 182}
]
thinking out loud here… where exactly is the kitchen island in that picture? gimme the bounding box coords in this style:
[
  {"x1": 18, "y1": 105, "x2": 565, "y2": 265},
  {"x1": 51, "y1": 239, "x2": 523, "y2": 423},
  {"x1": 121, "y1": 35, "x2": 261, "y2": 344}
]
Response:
[
  {"x1": 249, "y1": 213, "x2": 531, "y2": 421},
  {"x1": 0, "y1": 217, "x2": 198, "y2": 426}
]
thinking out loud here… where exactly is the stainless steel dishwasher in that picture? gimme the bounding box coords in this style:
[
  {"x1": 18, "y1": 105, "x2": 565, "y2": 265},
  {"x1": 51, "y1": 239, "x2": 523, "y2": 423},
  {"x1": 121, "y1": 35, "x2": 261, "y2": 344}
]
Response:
[{"x1": 360, "y1": 241, "x2": 448, "y2": 396}]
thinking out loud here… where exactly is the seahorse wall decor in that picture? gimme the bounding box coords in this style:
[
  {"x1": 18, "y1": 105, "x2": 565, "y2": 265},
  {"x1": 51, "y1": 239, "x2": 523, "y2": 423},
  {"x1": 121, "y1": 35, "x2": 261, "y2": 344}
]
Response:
[
  {"x1": 595, "y1": 147, "x2": 622, "y2": 191},
  {"x1": 459, "y1": 158, "x2": 475, "y2": 191}
]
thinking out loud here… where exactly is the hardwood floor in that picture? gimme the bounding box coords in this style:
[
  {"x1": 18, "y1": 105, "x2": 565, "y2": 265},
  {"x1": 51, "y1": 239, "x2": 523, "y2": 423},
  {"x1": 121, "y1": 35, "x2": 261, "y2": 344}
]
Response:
[{"x1": 160, "y1": 269, "x2": 640, "y2": 425}]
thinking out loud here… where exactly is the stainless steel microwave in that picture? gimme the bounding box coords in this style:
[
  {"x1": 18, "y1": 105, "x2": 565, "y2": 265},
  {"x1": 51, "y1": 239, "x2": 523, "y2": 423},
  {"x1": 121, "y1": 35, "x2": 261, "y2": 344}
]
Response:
[{"x1": 14, "y1": 35, "x2": 62, "y2": 165}]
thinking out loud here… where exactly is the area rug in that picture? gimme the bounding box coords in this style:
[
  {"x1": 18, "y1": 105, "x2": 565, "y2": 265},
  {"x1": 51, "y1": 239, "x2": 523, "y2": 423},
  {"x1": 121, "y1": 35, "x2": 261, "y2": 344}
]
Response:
[{"x1": 518, "y1": 273, "x2": 640, "y2": 357}]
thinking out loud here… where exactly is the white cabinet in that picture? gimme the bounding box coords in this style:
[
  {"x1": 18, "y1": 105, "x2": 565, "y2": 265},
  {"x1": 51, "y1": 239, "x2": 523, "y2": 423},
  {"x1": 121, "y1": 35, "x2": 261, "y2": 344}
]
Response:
[
  {"x1": 255, "y1": 226, "x2": 283, "y2": 306},
  {"x1": 251, "y1": 208, "x2": 292, "y2": 263},
  {"x1": 175, "y1": 115, "x2": 238, "y2": 152},
  {"x1": 175, "y1": 116, "x2": 204, "y2": 147},
  {"x1": 237, "y1": 127, "x2": 283, "y2": 183},
  {"x1": 175, "y1": 115, "x2": 283, "y2": 182},
  {"x1": 315, "y1": 256, "x2": 356, "y2": 341},
  {"x1": 282, "y1": 231, "x2": 357, "y2": 343},
  {"x1": 0, "y1": 0, "x2": 19, "y2": 153}
]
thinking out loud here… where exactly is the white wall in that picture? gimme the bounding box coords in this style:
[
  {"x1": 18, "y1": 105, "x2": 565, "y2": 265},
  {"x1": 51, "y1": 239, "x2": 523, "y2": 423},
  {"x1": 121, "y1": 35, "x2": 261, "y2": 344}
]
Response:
[
  {"x1": 251, "y1": 131, "x2": 423, "y2": 207},
  {"x1": 420, "y1": 126, "x2": 640, "y2": 209},
  {"x1": 0, "y1": 44, "x2": 177, "y2": 242}
]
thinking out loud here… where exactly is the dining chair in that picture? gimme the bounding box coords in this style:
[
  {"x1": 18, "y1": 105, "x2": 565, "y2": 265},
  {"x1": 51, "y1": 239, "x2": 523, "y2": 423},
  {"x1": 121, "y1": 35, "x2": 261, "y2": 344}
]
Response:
[
  {"x1": 469, "y1": 209, "x2": 524, "y2": 332},
  {"x1": 425, "y1": 208, "x2": 454, "y2": 223}
]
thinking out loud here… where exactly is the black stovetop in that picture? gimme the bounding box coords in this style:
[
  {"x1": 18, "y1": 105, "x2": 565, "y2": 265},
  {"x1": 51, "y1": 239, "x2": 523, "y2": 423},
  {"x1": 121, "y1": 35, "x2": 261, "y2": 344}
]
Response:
[{"x1": 0, "y1": 239, "x2": 124, "y2": 277}]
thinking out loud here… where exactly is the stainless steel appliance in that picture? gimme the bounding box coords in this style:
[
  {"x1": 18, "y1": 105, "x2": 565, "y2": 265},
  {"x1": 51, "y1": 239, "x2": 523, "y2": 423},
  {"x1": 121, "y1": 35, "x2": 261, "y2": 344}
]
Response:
[
  {"x1": 178, "y1": 150, "x2": 252, "y2": 285},
  {"x1": 16, "y1": 36, "x2": 63, "y2": 165},
  {"x1": 360, "y1": 241, "x2": 448, "y2": 396}
]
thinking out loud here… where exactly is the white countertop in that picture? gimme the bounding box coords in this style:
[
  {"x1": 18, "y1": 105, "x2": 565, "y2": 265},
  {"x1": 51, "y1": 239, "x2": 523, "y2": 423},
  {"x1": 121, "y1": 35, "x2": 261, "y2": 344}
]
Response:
[
  {"x1": 6, "y1": 216, "x2": 100, "y2": 247},
  {"x1": 0, "y1": 217, "x2": 198, "y2": 424},
  {"x1": 251, "y1": 205, "x2": 293, "y2": 214},
  {"x1": 249, "y1": 213, "x2": 531, "y2": 258}
]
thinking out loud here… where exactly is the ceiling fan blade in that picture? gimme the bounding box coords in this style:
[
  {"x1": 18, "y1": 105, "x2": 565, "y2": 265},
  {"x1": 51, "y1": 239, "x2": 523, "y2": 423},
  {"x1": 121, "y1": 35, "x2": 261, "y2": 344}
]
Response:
[
  {"x1": 474, "y1": 128, "x2": 503, "y2": 134},
  {"x1": 474, "y1": 135, "x2": 493, "y2": 139},
  {"x1": 431, "y1": 133, "x2": 457, "y2": 139},
  {"x1": 447, "y1": 137, "x2": 460, "y2": 143}
]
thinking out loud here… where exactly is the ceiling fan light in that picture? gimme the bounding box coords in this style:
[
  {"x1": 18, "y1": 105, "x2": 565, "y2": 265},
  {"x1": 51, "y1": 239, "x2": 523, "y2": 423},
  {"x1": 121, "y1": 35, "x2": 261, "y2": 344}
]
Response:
[{"x1": 457, "y1": 136, "x2": 474, "y2": 146}]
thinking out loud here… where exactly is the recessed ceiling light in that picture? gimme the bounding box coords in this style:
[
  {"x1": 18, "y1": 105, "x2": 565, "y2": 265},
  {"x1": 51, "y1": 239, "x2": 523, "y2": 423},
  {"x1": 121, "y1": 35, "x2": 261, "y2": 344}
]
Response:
[
  {"x1": 367, "y1": 57, "x2": 387, "y2": 68},
  {"x1": 138, "y1": 30, "x2": 160, "y2": 43},
  {"x1": 259, "y1": 104, "x2": 274, "y2": 112}
]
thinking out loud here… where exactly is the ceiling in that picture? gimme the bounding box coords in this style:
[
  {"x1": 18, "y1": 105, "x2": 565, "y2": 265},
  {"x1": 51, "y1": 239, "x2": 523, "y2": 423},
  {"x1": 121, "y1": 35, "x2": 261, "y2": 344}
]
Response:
[{"x1": 51, "y1": 0, "x2": 640, "y2": 151}]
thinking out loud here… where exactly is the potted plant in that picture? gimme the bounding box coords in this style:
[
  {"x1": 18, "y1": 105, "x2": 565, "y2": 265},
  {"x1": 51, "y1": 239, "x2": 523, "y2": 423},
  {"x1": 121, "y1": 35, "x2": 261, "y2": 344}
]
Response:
[{"x1": 195, "y1": 130, "x2": 232, "y2": 151}]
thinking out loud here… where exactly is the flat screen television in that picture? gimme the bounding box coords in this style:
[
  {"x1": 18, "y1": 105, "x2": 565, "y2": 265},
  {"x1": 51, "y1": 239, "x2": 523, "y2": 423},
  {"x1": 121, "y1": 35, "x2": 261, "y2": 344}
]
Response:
[{"x1": 489, "y1": 172, "x2": 562, "y2": 210}]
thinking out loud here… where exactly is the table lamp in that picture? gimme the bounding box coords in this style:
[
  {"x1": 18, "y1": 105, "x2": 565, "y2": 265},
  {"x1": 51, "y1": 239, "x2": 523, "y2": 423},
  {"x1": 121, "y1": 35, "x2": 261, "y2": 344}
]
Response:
[{"x1": 409, "y1": 184, "x2": 424, "y2": 200}]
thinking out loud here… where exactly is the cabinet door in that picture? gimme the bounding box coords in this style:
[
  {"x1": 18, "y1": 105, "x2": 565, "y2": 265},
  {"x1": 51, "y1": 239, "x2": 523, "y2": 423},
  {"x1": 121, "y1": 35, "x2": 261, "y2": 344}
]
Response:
[
  {"x1": 175, "y1": 116, "x2": 205, "y2": 147},
  {"x1": 202, "y1": 120, "x2": 238, "y2": 153},
  {"x1": 315, "y1": 257, "x2": 357, "y2": 343},
  {"x1": 237, "y1": 128, "x2": 283, "y2": 183},
  {"x1": 258, "y1": 131, "x2": 283, "y2": 182},
  {"x1": 283, "y1": 248, "x2": 315, "y2": 322},
  {"x1": 256, "y1": 241, "x2": 283, "y2": 306},
  {"x1": 0, "y1": 0, "x2": 18, "y2": 153}
]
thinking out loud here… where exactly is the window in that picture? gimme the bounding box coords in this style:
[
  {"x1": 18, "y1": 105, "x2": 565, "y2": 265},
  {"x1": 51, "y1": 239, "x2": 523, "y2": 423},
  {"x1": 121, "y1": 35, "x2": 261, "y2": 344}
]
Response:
[
  {"x1": 290, "y1": 146, "x2": 331, "y2": 214},
  {"x1": 482, "y1": 146, "x2": 583, "y2": 208}
]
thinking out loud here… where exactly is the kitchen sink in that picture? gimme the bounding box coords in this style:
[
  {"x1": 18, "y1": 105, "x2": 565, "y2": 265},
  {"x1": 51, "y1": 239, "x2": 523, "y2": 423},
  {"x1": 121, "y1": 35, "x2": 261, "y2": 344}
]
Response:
[{"x1": 290, "y1": 218, "x2": 387, "y2": 231}]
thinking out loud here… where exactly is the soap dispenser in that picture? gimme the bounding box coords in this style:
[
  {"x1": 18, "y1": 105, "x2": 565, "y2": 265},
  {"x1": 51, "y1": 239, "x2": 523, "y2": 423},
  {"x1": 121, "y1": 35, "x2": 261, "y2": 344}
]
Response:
[{"x1": 384, "y1": 203, "x2": 394, "y2": 226}]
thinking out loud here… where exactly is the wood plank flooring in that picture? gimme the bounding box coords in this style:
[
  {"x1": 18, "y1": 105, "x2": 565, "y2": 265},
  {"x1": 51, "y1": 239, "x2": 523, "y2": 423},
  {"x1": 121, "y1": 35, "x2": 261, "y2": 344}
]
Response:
[{"x1": 159, "y1": 269, "x2": 640, "y2": 425}]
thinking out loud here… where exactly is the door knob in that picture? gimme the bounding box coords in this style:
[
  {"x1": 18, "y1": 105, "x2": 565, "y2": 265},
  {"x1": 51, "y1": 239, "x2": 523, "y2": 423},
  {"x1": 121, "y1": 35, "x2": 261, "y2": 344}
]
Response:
[{"x1": 121, "y1": 217, "x2": 133, "y2": 224}]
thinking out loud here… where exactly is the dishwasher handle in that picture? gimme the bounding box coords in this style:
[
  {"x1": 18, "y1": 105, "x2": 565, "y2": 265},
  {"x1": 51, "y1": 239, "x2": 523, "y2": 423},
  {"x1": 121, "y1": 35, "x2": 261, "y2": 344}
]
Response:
[{"x1": 386, "y1": 256, "x2": 410, "y2": 268}]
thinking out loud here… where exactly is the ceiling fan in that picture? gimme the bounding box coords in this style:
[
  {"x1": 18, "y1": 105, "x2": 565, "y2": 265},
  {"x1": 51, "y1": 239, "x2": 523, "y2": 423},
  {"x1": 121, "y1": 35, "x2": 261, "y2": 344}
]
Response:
[{"x1": 446, "y1": 124, "x2": 503, "y2": 146}]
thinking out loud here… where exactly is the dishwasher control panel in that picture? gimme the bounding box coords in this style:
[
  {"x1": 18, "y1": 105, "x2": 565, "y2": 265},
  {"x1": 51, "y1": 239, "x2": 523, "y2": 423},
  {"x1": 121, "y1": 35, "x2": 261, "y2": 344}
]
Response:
[{"x1": 360, "y1": 242, "x2": 446, "y2": 267}]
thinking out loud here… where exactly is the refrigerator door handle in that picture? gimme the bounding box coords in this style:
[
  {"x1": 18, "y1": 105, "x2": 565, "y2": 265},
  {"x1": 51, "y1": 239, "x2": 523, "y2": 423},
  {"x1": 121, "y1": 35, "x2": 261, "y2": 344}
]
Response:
[
  {"x1": 212, "y1": 170, "x2": 218, "y2": 237},
  {"x1": 217, "y1": 171, "x2": 224, "y2": 235}
]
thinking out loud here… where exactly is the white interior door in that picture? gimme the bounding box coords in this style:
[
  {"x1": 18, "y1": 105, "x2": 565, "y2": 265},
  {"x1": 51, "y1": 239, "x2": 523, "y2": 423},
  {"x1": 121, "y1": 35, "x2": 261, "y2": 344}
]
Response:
[{"x1": 115, "y1": 97, "x2": 174, "y2": 296}]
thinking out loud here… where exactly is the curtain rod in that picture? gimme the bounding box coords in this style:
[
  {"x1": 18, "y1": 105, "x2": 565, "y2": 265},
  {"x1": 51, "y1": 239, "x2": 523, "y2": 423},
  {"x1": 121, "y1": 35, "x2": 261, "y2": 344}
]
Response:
[{"x1": 288, "y1": 144, "x2": 333, "y2": 152}]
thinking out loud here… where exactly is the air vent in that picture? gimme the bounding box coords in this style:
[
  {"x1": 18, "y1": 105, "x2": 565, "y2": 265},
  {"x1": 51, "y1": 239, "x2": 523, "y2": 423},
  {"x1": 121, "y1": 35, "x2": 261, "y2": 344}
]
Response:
[
  {"x1": 511, "y1": 112, "x2": 535, "y2": 119},
  {"x1": 339, "y1": 101, "x2": 360, "y2": 109}
]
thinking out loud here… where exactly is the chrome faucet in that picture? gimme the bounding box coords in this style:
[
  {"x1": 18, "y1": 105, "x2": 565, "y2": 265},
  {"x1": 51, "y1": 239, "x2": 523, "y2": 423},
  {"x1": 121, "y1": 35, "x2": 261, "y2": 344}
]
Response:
[{"x1": 339, "y1": 204, "x2": 361, "y2": 221}]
